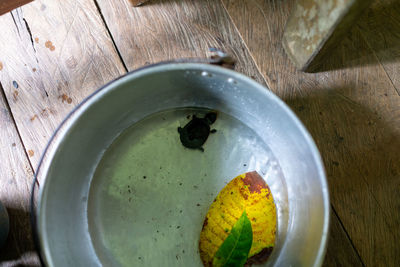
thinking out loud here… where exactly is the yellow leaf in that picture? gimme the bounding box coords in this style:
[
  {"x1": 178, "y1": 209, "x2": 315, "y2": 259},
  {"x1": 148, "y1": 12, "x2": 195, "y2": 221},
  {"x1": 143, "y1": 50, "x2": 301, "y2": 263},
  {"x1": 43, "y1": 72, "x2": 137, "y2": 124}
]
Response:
[{"x1": 199, "y1": 171, "x2": 276, "y2": 266}]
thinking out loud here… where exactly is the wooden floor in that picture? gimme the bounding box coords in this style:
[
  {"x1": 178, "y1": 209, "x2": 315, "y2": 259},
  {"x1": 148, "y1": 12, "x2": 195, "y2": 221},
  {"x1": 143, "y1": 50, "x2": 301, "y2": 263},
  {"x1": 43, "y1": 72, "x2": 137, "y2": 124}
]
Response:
[{"x1": 0, "y1": 0, "x2": 399, "y2": 266}]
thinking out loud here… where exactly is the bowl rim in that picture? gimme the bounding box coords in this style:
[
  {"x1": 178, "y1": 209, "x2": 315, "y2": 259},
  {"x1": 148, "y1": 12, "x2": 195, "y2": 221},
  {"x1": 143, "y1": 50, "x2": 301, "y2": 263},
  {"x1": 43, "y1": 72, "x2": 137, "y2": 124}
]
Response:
[{"x1": 31, "y1": 62, "x2": 330, "y2": 267}]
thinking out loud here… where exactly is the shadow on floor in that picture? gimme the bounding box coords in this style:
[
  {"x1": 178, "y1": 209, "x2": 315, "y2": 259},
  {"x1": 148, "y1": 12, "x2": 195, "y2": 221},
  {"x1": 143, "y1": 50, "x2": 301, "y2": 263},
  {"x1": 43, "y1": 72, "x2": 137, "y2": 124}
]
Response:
[
  {"x1": 0, "y1": 207, "x2": 40, "y2": 266},
  {"x1": 311, "y1": 0, "x2": 400, "y2": 72},
  {"x1": 284, "y1": 86, "x2": 400, "y2": 264}
]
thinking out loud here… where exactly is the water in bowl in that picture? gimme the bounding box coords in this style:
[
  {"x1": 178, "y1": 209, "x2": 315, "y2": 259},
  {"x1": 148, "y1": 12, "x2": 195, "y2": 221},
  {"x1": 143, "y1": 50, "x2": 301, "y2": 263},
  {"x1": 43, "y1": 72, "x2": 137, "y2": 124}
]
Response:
[{"x1": 87, "y1": 107, "x2": 288, "y2": 266}]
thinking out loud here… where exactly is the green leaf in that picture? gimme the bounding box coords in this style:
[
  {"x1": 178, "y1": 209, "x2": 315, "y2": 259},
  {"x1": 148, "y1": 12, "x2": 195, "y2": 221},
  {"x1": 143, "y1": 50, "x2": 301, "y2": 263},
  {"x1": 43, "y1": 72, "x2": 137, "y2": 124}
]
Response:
[{"x1": 212, "y1": 210, "x2": 253, "y2": 267}]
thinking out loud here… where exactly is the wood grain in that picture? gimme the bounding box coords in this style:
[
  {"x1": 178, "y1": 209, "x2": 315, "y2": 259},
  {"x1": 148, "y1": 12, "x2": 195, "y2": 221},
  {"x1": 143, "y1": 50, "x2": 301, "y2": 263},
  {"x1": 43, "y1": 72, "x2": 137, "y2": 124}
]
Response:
[
  {"x1": 95, "y1": 0, "x2": 266, "y2": 84},
  {"x1": 324, "y1": 209, "x2": 363, "y2": 267},
  {"x1": 0, "y1": 2, "x2": 124, "y2": 264},
  {"x1": 0, "y1": 0, "x2": 126, "y2": 169},
  {"x1": 0, "y1": 88, "x2": 39, "y2": 265},
  {"x1": 222, "y1": 0, "x2": 400, "y2": 266},
  {"x1": 357, "y1": 0, "x2": 400, "y2": 94}
]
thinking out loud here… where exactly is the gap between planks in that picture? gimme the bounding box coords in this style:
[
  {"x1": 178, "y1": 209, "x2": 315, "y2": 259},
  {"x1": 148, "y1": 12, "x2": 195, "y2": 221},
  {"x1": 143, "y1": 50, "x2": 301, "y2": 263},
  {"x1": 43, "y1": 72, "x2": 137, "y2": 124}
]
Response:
[
  {"x1": 93, "y1": 0, "x2": 129, "y2": 73},
  {"x1": 219, "y1": 0, "x2": 271, "y2": 89},
  {"x1": 0, "y1": 82, "x2": 36, "y2": 178},
  {"x1": 331, "y1": 205, "x2": 366, "y2": 267}
]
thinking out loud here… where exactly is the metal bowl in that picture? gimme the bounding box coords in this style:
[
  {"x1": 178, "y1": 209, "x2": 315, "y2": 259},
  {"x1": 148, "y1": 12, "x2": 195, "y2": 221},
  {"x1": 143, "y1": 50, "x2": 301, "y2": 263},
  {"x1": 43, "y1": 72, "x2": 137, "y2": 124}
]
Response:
[{"x1": 33, "y1": 63, "x2": 329, "y2": 266}]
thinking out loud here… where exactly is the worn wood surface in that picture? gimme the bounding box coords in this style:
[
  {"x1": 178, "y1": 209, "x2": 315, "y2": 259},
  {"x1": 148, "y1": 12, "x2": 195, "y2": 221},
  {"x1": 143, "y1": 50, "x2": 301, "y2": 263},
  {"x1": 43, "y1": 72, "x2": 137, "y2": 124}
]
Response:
[
  {"x1": 0, "y1": 88, "x2": 38, "y2": 265},
  {"x1": 0, "y1": 0, "x2": 399, "y2": 266},
  {"x1": 0, "y1": 0, "x2": 125, "y2": 264},
  {"x1": 0, "y1": 0, "x2": 126, "y2": 169},
  {"x1": 324, "y1": 209, "x2": 363, "y2": 267},
  {"x1": 222, "y1": 0, "x2": 400, "y2": 266},
  {"x1": 95, "y1": 0, "x2": 266, "y2": 83},
  {"x1": 357, "y1": 0, "x2": 400, "y2": 93}
]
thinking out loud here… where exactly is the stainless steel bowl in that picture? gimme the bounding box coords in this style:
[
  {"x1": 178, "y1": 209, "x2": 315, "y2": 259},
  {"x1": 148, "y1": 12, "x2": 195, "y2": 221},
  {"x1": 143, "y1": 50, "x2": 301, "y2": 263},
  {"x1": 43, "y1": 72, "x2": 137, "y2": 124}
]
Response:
[{"x1": 33, "y1": 63, "x2": 329, "y2": 266}]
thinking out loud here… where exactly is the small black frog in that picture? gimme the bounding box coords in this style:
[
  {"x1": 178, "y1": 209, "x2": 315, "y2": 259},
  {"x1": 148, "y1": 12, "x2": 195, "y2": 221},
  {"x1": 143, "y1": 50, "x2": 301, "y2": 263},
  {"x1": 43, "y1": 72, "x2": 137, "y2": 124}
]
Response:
[{"x1": 178, "y1": 112, "x2": 217, "y2": 152}]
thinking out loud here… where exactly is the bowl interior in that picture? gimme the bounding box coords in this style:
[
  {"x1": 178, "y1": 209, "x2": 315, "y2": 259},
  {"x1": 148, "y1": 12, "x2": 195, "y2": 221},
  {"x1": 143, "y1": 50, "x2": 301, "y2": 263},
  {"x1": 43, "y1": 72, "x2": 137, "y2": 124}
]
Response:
[{"x1": 37, "y1": 64, "x2": 329, "y2": 266}]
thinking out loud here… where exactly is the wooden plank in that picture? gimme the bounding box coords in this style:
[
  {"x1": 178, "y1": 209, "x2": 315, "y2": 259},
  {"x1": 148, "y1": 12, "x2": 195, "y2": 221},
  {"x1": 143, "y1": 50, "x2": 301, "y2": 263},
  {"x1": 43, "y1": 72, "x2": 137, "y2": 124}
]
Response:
[
  {"x1": 0, "y1": 0, "x2": 32, "y2": 15},
  {"x1": 0, "y1": 88, "x2": 39, "y2": 265},
  {"x1": 222, "y1": 0, "x2": 400, "y2": 266},
  {"x1": 0, "y1": 0, "x2": 126, "y2": 169},
  {"x1": 95, "y1": 0, "x2": 266, "y2": 84},
  {"x1": 324, "y1": 209, "x2": 363, "y2": 267},
  {"x1": 357, "y1": 0, "x2": 400, "y2": 94}
]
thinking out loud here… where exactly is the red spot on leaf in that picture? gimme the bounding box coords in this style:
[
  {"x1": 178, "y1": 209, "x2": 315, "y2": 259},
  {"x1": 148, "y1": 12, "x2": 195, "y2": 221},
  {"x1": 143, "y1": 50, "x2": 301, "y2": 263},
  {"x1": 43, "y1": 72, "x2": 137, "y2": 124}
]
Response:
[{"x1": 241, "y1": 171, "x2": 267, "y2": 194}]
